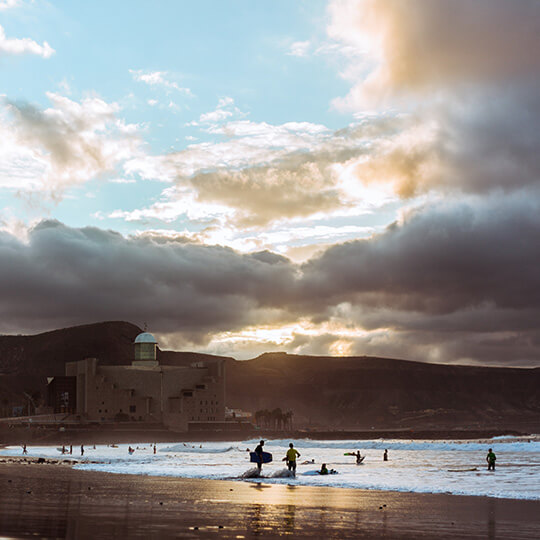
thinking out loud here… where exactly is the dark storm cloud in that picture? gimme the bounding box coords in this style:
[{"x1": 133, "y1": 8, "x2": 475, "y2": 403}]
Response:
[
  {"x1": 0, "y1": 220, "x2": 296, "y2": 340},
  {"x1": 3, "y1": 191, "x2": 540, "y2": 365},
  {"x1": 300, "y1": 192, "x2": 540, "y2": 314}
]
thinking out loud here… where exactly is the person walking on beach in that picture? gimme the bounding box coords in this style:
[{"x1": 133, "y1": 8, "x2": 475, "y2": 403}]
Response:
[
  {"x1": 254, "y1": 440, "x2": 265, "y2": 472},
  {"x1": 383, "y1": 449, "x2": 388, "y2": 461},
  {"x1": 486, "y1": 448, "x2": 496, "y2": 471},
  {"x1": 286, "y1": 443, "x2": 300, "y2": 475}
]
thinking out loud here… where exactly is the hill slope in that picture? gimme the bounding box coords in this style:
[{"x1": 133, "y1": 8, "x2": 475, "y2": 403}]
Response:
[{"x1": 224, "y1": 352, "x2": 540, "y2": 430}]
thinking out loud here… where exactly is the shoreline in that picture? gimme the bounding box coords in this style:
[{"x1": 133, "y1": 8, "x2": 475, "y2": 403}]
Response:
[
  {"x1": 1, "y1": 426, "x2": 537, "y2": 447},
  {"x1": 0, "y1": 461, "x2": 539, "y2": 538},
  {"x1": 2, "y1": 454, "x2": 539, "y2": 502}
]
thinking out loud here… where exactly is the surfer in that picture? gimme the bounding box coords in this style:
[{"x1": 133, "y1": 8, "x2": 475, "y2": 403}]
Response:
[
  {"x1": 285, "y1": 443, "x2": 300, "y2": 475},
  {"x1": 128, "y1": 446, "x2": 135, "y2": 455},
  {"x1": 254, "y1": 440, "x2": 265, "y2": 472},
  {"x1": 355, "y1": 450, "x2": 363, "y2": 464},
  {"x1": 486, "y1": 448, "x2": 496, "y2": 471},
  {"x1": 80, "y1": 445, "x2": 84, "y2": 456},
  {"x1": 318, "y1": 463, "x2": 337, "y2": 475},
  {"x1": 383, "y1": 449, "x2": 388, "y2": 461}
]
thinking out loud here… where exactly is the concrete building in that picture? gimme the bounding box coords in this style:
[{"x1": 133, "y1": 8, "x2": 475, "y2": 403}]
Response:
[{"x1": 51, "y1": 331, "x2": 225, "y2": 431}]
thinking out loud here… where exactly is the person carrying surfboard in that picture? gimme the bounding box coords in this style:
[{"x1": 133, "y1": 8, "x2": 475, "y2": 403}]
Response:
[
  {"x1": 254, "y1": 440, "x2": 265, "y2": 472},
  {"x1": 285, "y1": 443, "x2": 301, "y2": 475}
]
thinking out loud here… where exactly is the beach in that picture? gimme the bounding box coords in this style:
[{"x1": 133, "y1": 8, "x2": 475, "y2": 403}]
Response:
[{"x1": 0, "y1": 458, "x2": 539, "y2": 539}]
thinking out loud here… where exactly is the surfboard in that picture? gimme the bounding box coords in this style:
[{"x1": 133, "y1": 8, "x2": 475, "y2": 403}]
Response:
[{"x1": 250, "y1": 451, "x2": 273, "y2": 464}]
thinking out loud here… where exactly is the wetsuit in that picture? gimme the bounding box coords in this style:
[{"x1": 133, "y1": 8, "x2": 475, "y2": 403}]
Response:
[
  {"x1": 487, "y1": 451, "x2": 496, "y2": 471},
  {"x1": 255, "y1": 443, "x2": 264, "y2": 470}
]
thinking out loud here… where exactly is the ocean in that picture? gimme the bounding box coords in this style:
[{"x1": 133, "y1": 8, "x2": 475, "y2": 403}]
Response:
[{"x1": 3, "y1": 436, "x2": 539, "y2": 500}]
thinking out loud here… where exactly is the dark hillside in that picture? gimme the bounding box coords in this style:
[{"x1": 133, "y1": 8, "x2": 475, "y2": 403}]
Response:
[{"x1": 224, "y1": 352, "x2": 540, "y2": 430}]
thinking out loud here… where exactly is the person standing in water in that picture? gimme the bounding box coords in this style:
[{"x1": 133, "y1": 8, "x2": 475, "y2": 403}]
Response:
[
  {"x1": 383, "y1": 449, "x2": 388, "y2": 461},
  {"x1": 22, "y1": 444, "x2": 27, "y2": 455},
  {"x1": 80, "y1": 445, "x2": 84, "y2": 456},
  {"x1": 254, "y1": 440, "x2": 265, "y2": 472},
  {"x1": 286, "y1": 443, "x2": 301, "y2": 475},
  {"x1": 486, "y1": 448, "x2": 496, "y2": 471}
]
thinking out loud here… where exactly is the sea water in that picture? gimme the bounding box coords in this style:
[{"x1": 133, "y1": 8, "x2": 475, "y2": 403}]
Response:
[{"x1": 2, "y1": 436, "x2": 539, "y2": 500}]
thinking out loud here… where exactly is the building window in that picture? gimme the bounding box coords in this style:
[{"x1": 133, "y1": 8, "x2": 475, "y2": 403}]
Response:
[{"x1": 129, "y1": 405, "x2": 136, "y2": 413}]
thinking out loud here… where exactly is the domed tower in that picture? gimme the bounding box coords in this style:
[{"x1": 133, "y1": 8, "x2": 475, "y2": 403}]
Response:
[{"x1": 132, "y1": 332, "x2": 159, "y2": 367}]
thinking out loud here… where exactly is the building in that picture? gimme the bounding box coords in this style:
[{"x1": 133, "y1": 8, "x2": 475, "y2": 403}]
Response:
[{"x1": 48, "y1": 331, "x2": 225, "y2": 431}]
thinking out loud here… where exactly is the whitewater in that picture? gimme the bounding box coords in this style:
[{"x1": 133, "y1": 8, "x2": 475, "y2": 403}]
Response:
[{"x1": 2, "y1": 436, "x2": 539, "y2": 500}]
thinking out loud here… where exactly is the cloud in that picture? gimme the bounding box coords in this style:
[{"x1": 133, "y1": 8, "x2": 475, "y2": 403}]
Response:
[
  {"x1": 322, "y1": 0, "x2": 540, "y2": 200},
  {"x1": 120, "y1": 115, "x2": 401, "y2": 228},
  {"x1": 0, "y1": 24, "x2": 54, "y2": 58},
  {"x1": 287, "y1": 40, "x2": 310, "y2": 57},
  {"x1": 295, "y1": 191, "x2": 540, "y2": 365},
  {"x1": 3, "y1": 196, "x2": 540, "y2": 365},
  {"x1": 0, "y1": 220, "x2": 297, "y2": 342},
  {"x1": 2, "y1": 92, "x2": 141, "y2": 196},
  {"x1": 0, "y1": 0, "x2": 19, "y2": 10},
  {"x1": 328, "y1": 0, "x2": 540, "y2": 106},
  {"x1": 129, "y1": 69, "x2": 193, "y2": 96}
]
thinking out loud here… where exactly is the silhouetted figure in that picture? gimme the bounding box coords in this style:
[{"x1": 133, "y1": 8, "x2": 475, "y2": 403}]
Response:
[
  {"x1": 80, "y1": 445, "x2": 84, "y2": 456},
  {"x1": 383, "y1": 449, "x2": 388, "y2": 461},
  {"x1": 22, "y1": 444, "x2": 27, "y2": 455},
  {"x1": 355, "y1": 450, "x2": 363, "y2": 464},
  {"x1": 254, "y1": 440, "x2": 265, "y2": 472},
  {"x1": 286, "y1": 443, "x2": 300, "y2": 475},
  {"x1": 61, "y1": 445, "x2": 66, "y2": 455},
  {"x1": 318, "y1": 463, "x2": 337, "y2": 475},
  {"x1": 486, "y1": 448, "x2": 496, "y2": 471},
  {"x1": 128, "y1": 446, "x2": 135, "y2": 455},
  {"x1": 153, "y1": 444, "x2": 156, "y2": 454},
  {"x1": 69, "y1": 445, "x2": 72, "y2": 455}
]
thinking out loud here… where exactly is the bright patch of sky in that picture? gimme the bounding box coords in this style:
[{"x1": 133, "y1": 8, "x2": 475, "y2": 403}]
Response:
[{"x1": 0, "y1": 0, "x2": 396, "y2": 258}]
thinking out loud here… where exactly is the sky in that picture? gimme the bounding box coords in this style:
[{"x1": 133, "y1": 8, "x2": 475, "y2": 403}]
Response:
[{"x1": 1, "y1": 0, "x2": 540, "y2": 366}]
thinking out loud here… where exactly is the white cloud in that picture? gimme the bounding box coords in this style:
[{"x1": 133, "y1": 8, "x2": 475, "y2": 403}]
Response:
[
  {"x1": 287, "y1": 40, "x2": 310, "y2": 57},
  {"x1": 0, "y1": 24, "x2": 54, "y2": 58},
  {"x1": 129, "y1": 69, "x2": 193, "y2": 96},
  {"x1": 0, "y1": 0, "x2": 19, "y2": 10},
  {"x1": 188, "y1": 96, "x2": 244, "y2": 127},
  {"x1": 2, "y1": 92, "x2": 141, "y2": 196}
]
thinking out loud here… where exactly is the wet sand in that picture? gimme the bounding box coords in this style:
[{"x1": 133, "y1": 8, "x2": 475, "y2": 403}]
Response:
[{"x1": 0, "y1": 459, "x2": 538, "y2": 539}]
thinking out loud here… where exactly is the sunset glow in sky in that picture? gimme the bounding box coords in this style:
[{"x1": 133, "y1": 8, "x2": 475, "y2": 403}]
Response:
[{"x1": 2, "y1": 0, "x2": 540, "y2": 365}]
